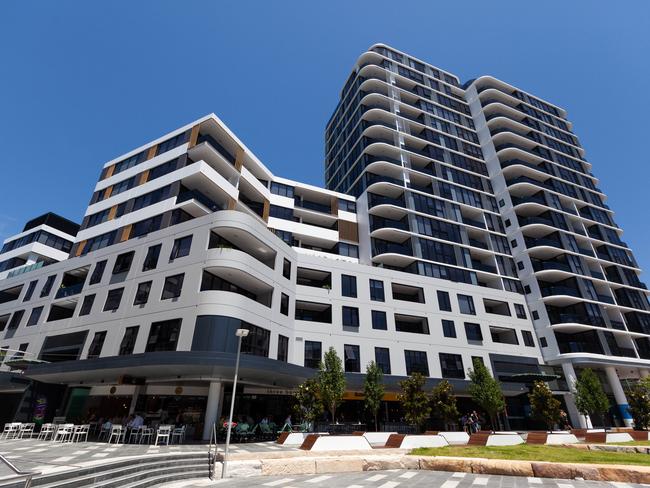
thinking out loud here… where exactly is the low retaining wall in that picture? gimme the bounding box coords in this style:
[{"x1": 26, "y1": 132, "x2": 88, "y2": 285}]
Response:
[
  {"x1": 277, "y1": 432, "x2": 329, "y2": 446},
  {"x1": 300, "y1": 434, "x2": 373, "y2": 451},
  {"x1": 215, "y1": 453, "x2": 650, "y2": 483},
  {"x1": 439, "y1": 432, "x2": 470, "y2": 445}
]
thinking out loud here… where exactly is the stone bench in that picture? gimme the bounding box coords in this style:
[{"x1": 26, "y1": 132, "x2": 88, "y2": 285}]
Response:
[
  {"x1": 299, "y1": 434, "x2": 373, "y2": 451},
  {"x1": 585, "y1": 431, "x2": 634, "y2": 444},
  {"x1": 438, "y1": 431, "x2": 470, "y2": 445},
  {"x1": 383, "y1": 434, "x2": 448, "y2": 449},
  {"x1": 469, "y1": 432, "x2": 524, "y2": 446},
  {"x1": 277, "y1": 432, "x2": 329, "y2": 446},
  {"x1": 526, "y1": 431, "x2": 579, "y2": 445}
]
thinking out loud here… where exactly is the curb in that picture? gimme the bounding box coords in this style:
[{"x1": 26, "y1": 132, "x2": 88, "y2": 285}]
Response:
[{"x1": 214, "y1": 453, "x2": 650, "y2": 483}]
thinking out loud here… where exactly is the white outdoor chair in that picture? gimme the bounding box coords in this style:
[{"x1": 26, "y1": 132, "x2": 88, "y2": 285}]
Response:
[
  {"x1": 71, "y1": 424, "x2": 90, "y2": 443},
  {"x1": 108, "y1": 425, "x2": 125, "y2": 444},
  {"x1": 139, "y1": 427, "x2": 153, "y2": 444},
  {"x1": 17, "y1": 423, "x2": 35, "y2": 439},
  {"x1": 37, "y1": 423, "x2": 55, "y2": 440},
  {"x1": 154, "y1": 425, "x2": 172, "y2": 446},
  {"x1": 171, "y1": 425, "x2": 186, "y2": 444},
  {"x1": 128, "y1": 426, "x2": 142, "y2": 444},
  {"x1": 0, "y1": 423, "x2": 20, "y2": 440},
  {"x1": 53, "y1": 423, "x2": 75, "y2": 442}
]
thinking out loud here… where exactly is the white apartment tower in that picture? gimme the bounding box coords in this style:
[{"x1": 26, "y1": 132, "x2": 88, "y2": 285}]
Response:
[{"x1": 0, "y1": 44, "x2": 646, "y2": 435}]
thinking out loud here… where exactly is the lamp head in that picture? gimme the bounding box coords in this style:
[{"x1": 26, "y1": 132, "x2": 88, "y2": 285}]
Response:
[{"x1": 235, "y1": 328, "x2": 249, "y2": 337}]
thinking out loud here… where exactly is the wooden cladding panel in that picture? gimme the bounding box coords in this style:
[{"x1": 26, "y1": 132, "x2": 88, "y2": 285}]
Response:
[
  {"x1": 338, "y1": 221, "x2": 359, "y2": 243},
  {"x1": 262, "y1": 199, "x2": 270, "y2": 222},
  {"x1": 104, "y1": 186, "x2": 113, "y2": 199},
  {"x1": 104, "y1": 165, "x2": 115, "y2": 180},
  {"x1": 120, "y1": 225, "x2": 132, "y2": 243},
  {"x1": 234, "y1": 147, "x2": 245, "y2": 172},
  {"x1": 330, "y1": 196, "x2": 338, "y2": 217},
  {"x1": 138, "y1": 170, "x2": 150, "y2": 186},
  {"x1": 74, "y1": 241, "x2": 87, "y2": 257},
  {"x1": 227, "y1": 198, "x2": 237, "y2": 210},
  {"x1": 188, "y1": 125, "x2": 201, "y2": 149},
  {"x1": 107, "y1": 206, "x2": 118, "y2": 221},
  {"x1": 146, "y1": 145, "x2": 158, "y2": 160}
]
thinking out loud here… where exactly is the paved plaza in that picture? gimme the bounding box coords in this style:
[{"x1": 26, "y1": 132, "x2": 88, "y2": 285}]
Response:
[{"x1": 160, "y1": 470, "x2": 650, "y2": 488}]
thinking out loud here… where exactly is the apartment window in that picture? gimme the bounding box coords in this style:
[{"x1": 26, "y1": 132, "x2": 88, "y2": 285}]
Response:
[
  {"x1": 270, "y1": 182, "x2": 294, "y2": 198},
  {"x1": 142, "y1": 244, "x2": 162, "y2": 271},
  {"x1": 40, "y1": 275, "x2": 56, "y2": 298},
  {"x1": 439, "y1": 353, "x2": 465, "y2": 379},
  {"x1": 118, "y1": 326, "x2": 139, "y2": 355},
  {"x1": 280, "y1": 293, "x2": 289, "y2": 316},
  {"x1": 161, "y1": 274, "x2": 184, "y2": 300},
  {"x1": 146, "y1": 319, "x2": 182, "y2": 352},
  {"x1": 457, "y1": 294, "x2": 476, "y2": 315},
  {"x1": 375, "y1": 347, "x2": 391, "y2": 374},
  {"x1": 532, "y1": 310, "x2": 540, "y2": 320},
  {"x1": 483, "y1": 299, "x2": 511, "y2": 316},
  {"x1": 514, "y1": 304, "x2": 527, "y2": 319},
  {"x1": 510, "y1": 239, "x2": 518, "y2": 248},
  {"x1": 395, "y1": 314, "x2": 429, "y2": 334},
  {"x1": 23, "y1": 280, "x2": 37, "y2": 302},
  {"x1": 133, "y1": 281, "x2": 152, "y2": 306},
  {"x1": 392, "y1": 283, "x2": 425, "y2": 303},
  {"x1": 369, "y1": 279, "x2": 385, "y2": 302},
  {"x1": 404, "y1": 350, "x2": 429, "y2": 376},
  {"x1": 517, "y1": 261, "x2": 525, "y2": 271},
  {"x1": 371, "y1": 310, "x2": 387, "y2": 330},
  {"x1": 169, "y1": 235, "x2": 192, "y2": 261},
  {"x1": 103, "y1": 288, "x2": 124, "y2": 312},
  {"x1": 282, "y1": 258, "x2": 291, "y2": 280},
  {"x1": 26, "y1": 307, "x2": 43, "y2": 326},
  {"x1": 79, "y1": 294, "x2": 95, "y2": 316},
  {"x1": 304, "y1": 340, "x2": 322, "y2": 369},
  {"x1": 87, "y1": 331, "x2": 107, "y2": 359},
  {"x1": 277, "y1": 335, "x2": 289, "y2": 362},
  {"x1": 540, "y1": 337, "x2": 548, "y2": 347},
  {"x1": 490, "y1": 326, "x2": 519, "y2": 345},
  {"x1": 338, "y1": 243, "x2": 359, "y2": 258},
  {"x1": 89, "y1": 261, "x2": 107, "y2": 285},
  {"x1": 442, "y1": 319, "x2": 456, "y2": 338},
  {"x1": 341, "y1": 275, "x2": 357, "y2": 298},
  {"x1": 113, "y1": 251, "x2": 135, "y2": 275},
  {"x1": 342, "y1": 306, "x2": 360, "y2": 327},
  {"x1": 472, "y1": 356, "x2": 484, "y2": 367},
  {"x1": 464, "y1": 322, "x2": 483, "y2": 341},
  {"x1": 522, "y1": 330, "x2": 535, "y2": 347},
  {"x1": 524, "y1": 285, "x2": 532, "y2": 294},
  {"x1": 437, "y1": 290, "x2": 452, "y2": 311},
  {"x1": 7, "y1": 310, "x2": 25, "y2": 329},
  {"x1": 344, "y1": 344, "x2": 361, "y2": 373}
]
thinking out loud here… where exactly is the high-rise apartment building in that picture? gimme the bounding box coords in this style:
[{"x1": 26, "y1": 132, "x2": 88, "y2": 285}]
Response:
[{"x1": 0, "y1": 44, "x2": 646, "y2": 434}]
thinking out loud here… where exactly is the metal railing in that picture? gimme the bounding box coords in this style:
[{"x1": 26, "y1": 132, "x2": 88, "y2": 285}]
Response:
[
  {"x1": 208, "y1": 423, "x2": 218, "y2": 480},
  {"x1": 0, "y1": 453, "x2": 39, "y2": 488}
]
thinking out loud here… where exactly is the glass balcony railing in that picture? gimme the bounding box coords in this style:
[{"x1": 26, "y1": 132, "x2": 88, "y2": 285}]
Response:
[
  {"x1": 177, "y1": 190, "x2": 222, "y2": 212},
  {"x1": 55, "y1": 282, "x2": 84, "y2": 299}
]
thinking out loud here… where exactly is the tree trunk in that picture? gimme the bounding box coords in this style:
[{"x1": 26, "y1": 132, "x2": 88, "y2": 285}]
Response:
[{"x1": 374, "y1": 412, "x2": 378, "y2": 432}]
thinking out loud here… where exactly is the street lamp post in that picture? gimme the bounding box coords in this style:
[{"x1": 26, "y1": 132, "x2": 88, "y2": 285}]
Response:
[{"x1": 221, "y1": 328, "x2": 249, "y2": 479}]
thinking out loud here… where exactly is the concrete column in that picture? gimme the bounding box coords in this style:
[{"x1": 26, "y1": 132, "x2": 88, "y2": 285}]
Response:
[
  {"x1": 605, "y1": 366, "x2": 633, "y2": 427},
  {"x1": 203, "y1": 381, "x2": 223, "y2": 441},
  {"x1": 562, "y1": 362, "x2": 590, "y2": 428}
]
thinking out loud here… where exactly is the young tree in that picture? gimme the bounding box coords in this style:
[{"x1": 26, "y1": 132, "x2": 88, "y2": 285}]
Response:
[
  {"x1": 528, "y1": 381, "x2": 562, "y2": 431},
  {"x1": 430, "y1": 380, "x2": 460, "y2": 430},
  {"x1": 574, "y1": 368, "x2": 610, "y2": 428},
  {"x1": 317, "y1": 347, "x2": 346, "y2": 423},
  {"x1": 627, "y1": 377, "x2": 650, "y2": 430},
  {"x1": 468, "y1": 358, "x2": 505, "y2": 431},
  {"x1": 293, "y1": 378, "x2": 322, "y2": 430},
  {"x1": 398, "y1": 373, "x2": 431, "y2": 432},
  {"x1": 363, "y1": 361, "x2": 385, "y2": 432}
]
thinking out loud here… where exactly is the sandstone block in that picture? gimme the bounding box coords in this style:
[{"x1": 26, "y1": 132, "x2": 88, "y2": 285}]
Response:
[
  {"x1": 261, "y1": 458, "x2": 316, "y2": 476},
  {"x1": 316, "y1": 457, "x2": 363, "y2": 473}
]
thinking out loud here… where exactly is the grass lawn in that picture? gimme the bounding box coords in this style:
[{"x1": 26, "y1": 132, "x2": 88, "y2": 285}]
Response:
[
  {"x1": 612, "y1": 440, "x2": 650, "y2": 446},
  {"x1": 411, "y1": 445, "x2": 650, "y2": 466}
]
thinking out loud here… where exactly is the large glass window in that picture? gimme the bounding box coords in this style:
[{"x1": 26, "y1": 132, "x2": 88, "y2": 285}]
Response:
[
  {"x1": 439, "y1": 353, "x2": 465, "y2": 379},
  {"x1": 7, "y1": 310, "x2": 25, "y2": 329},
  {"x1": 87, "y1": 331, "x2": 107, "y2": 359},
  {"x1": 23, "y1": 280, "x2": 37, "y2": 302},
  {"x1": 342, "y1": 306, "x2": 360, "y2": 327},
  {"x1": 169, "y1": 235, "x2": 192, "y2": 261},
  {"x1": 142, "y1": 244, "x2": 162, "y2": 271},
  {"x1": 404, "y1": 350, "x2": 429, "y2": 375},
  {"x1": 277, "y1": 335, "x2": 289, "y2": 362},
  {"x1": 515, "y1": 304, "x2": 527, "y2": 319},
  {"x1": 371, "y1": 310, "x2": 387, "y2": 330},
  {"x1": 161, "y1": 274, "x2": 184, "y2": 300},
  {"x1": 437, "y1": 290, "x2": 452, "y2": 311},
  {"x1": 464, "y1": 322, "x2": 483, "y2": 341},
  {"x1": 119, "y1": 326, "x2": 139, "y2": 355},
  {"x1": 79, "y1": 294, "x2": 95, "y2": 316},
  {"x1": 442, "y1": 319, "x2": 456, "y2": 338},
  {"x1": 344, "y1": 344, "x2": 361, "y2": 373},
  {"x1": 369, "y1": 279, "x2": 385, "y2": 302},
  {"x1": 134, "y1": 281, "x2": 152, "y2": 305},
  {"x1": 375, "y1": 347, "x2": 391, "y2": 374},
  {"x1": 89, "y1": 261, "x2": 107, "y2": 285},
  {"x1": 280, "y1": 293, "x2": 289, "y2": 316},
  {"x1": 146, "y1": 319, "x2": 182, "y2": 352},
  {"x1": 457, "y1": 294, "x2": 476, "y2": 315},
  {"x1": 241, "y1": 324, "x2": 270, "y2": 357},
  {"x1": 40, "y1": 275, "x2": 57, "y2": 298},
  {"x1": 304, "y1": 341, "x2": 322, "y2": 369},
  {"x1": 522, "y1": 330, "x2": 535, "y2": 347},
  {"x1": 26, "y1": 306, "x2": 43, "y2": 326},
  {"x1": 341, "y1": 275, "x2": 357, "y2": 298},
  {"x1": 112, "y1": 251, "x2": 135, "y2": 275},
  {"x1": 103, "y1": 288, "x2": 124, "y2": 311},
  {"x1": 283, "y1": 259, "x2": 291, "y2": 280}
]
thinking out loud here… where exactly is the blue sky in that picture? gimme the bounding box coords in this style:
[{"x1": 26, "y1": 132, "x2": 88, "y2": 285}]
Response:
[{"x1": 0, "y1": 1, "x2": 649, "y2": 271}]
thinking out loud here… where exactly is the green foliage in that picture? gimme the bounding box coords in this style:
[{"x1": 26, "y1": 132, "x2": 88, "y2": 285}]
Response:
[
  {"x1": 363, "y1": 361, "x2": 385, "y2": 431},
  {"x1": 528, "y1": 381, "x2": 562, "y2": 431},
  {"x1": 293, "y1": 378, "x2": 322, "y2": 427},
  {"x1": 430, "y1": 380, "x2": 460, "y2": 429},
  {"x1": 468, "y1": 358, "x2": 505, "y2": 430},
  {"x1": 574, "y1": 368, "x2": 610, "y2": 427},
  {"x1": 317, "y1": 347, "x2": 346, "y2": 423},
  {"x1": 628, "y1": 377, "x2": 650, "y2": 430},
  {"x1": 398, "y1": 372, "x2": 431, "y2": 431}
]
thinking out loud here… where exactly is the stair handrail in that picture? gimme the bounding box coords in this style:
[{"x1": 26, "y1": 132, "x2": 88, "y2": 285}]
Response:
[
  {"x1": 208, "y1": 422, "x2": 218, "y2": 479},
  {"x1": 0, "y1": 453, "x2": 40, "y2": 488}
]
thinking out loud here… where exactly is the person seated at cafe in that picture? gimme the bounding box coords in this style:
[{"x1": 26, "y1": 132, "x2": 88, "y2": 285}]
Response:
[{"x1": 128, "y1": 413, "x2": 144, "y2": 428}]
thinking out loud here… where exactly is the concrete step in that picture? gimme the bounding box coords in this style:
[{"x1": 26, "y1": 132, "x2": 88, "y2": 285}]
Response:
[
  {"x1": 117, "y1": 468, "x2": 208, "y2": 488},
  {"x1": 0, "y1": 453, "x2": 208, "y2": 488}
]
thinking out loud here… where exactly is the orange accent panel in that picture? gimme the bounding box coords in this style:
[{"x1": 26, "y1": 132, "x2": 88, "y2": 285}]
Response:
[
  {"x1": 228, "y1": 198, "x2": 237, "y2": 210},
  {"x1": 107, "y1": 206, "x2": 118, "y2": 221},
  {"x1": 234, "y1": 147, "x2": 245, "y2": 172},
  {"x1": 139, "y1": 170, "x2": 149, "y2": 186},
  {"x1": 262, "y1": 199, "x2": 270, "y2": 222},
  {"x1": 104, "y1": 165, "x2": 115, "y2": 179},
  {"x1": 331, "y1": 196, "x2": 338, "y2": 216},
  {"x1": 339, "y1": 221, "x2": 359, "y2": 243},
  {"x1": 75, "y1": 241, "x2": 86, "y2": 257},
  {"x1": 120, "y1": 225, "x2": 132, "y2": 242},
  {"x1": 146, "y1": 145, "x2": 158, "y2": 160},
  {"x1": 188, "y1": 125, "x2": 200, "y2": 149},
  {"x1": 104, "y1": 186, "x2": 113, "y2": 199}
]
